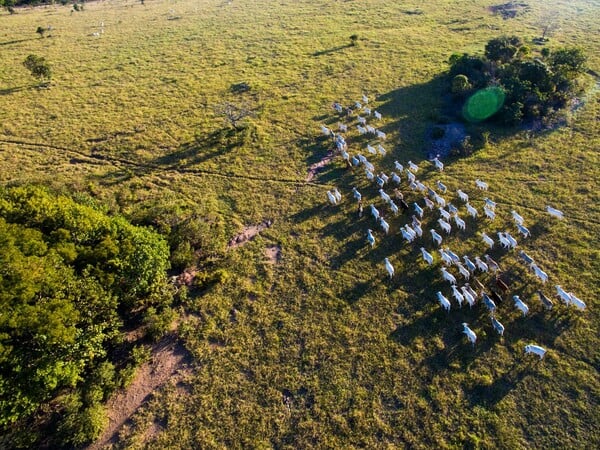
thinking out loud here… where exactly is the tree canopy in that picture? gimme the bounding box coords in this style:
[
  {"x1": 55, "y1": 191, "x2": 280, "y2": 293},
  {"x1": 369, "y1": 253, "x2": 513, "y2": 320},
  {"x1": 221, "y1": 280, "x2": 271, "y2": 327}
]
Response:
[
  {"x1": 448, "y1": 36, "x2": 588, "y2": 125},
  {"x1": 0, "y1": 185, "x2": 172, "y2": 444}
]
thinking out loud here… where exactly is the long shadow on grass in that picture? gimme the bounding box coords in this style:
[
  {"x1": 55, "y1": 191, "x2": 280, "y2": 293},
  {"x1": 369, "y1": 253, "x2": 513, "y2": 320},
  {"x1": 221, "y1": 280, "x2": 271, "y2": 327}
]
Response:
[
  {"x1": 152, "y1": 128, "x2": 245, "y2": 168},
  {"x1": 312, "y1": 44, "x2": 352, "y2": 57}
]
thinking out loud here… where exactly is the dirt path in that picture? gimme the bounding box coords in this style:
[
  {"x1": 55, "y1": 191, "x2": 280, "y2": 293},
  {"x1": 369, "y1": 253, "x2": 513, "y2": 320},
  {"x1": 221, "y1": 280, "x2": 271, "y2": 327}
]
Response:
[
  {"x1": 87, "y1": 335, "x2": 192, "y2": 450},
  {"x1": 306, "y1": 151, "x2": 334, "y2": 182}
]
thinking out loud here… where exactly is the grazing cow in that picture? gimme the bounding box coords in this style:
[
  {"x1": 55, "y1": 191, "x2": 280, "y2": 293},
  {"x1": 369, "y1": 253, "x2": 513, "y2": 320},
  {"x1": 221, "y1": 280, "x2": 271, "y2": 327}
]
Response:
[
  {"x1": 498, "y1": 232, "x2": 511, "y2": 249},
  {"x1": 452, "y1": 285, "x2": 464, "y2": 307},
  {"x1": 484, "y1": 206, "x2": 496, "y2": 220},
  {"x1": 513, "y1": 295, "x2": 529, "y2": 316},
  {"x1": 546, "y1": 206, "x2": 564, "y2": 219},
  {"x1": 518, "y1": 250, "x2": 535, "y2": 266},
  {"x1": 484, "y1": 198, "x2": 496, "y2": 210},
  {"x1": 537, "y1": 291, "x2": 553, "y2": 310},
  {"x1": 434, "y1": 194, "x2": 446, "y2": 208},
  {"x1": 454, "y1": 215, "x2": 466, "y2": 231},
  {"x1": 447, "y1": 203, "x2": 458, "y2": 215},
  {"x1": 462, "y1": 323, "x2": 477, "y2": 346},
  {"x1": 370, "y1": 204, "x2": 380, "y2": 221},
  {"x1": 357, "y1": 125, "x2": 367, "y2": 135},
  {"x1": 384, "y1": 258, "x2": 394, "y2": 279},
  {"x1": 327, "y1": 191, "x2": 337, "y2": 205},
  {"x1": 432, "y1": 157, "x2": 444, "y2": 171},
  {"x1": 439, "y1": 249, "x2": 453, "y2": 266},
  {"x1": 475, "y1": 179, "x2": 489, "y2": 190},
  {"x1": 406, "y1": 170, "x2": 416, "y2": 184},
  {"x1": 394, "y1": 161, "x2": 404, "y2": 172},
  {"x1": 430, "y1": 229, "x2": 443, "y2": 246},
  {"x1": 491, "y1": 317, "x2": 505, "y2": 336},
  {"x1": 416, "y1": 181, "x2": 427, "y2": 192},
  {"x1": 401, "y1": 227, "x2": 414, "y2": 243},
  {"x1": 485, "y1": 255, "x2": 500, "y2": 272},
  {"x1": 380, "y1": 189, "x2": 391, "y2": 203},
  {"x1": 445, "y1": 248, "x2": 460, "y2": 264},
  {"x1": 424, "y1": 197, "x2": 435, "y2": 210},
  {"x1": 409, "y1": 181, "x2": 418, "y2": 191},
  {"x1": 364, "y1": 161, "x2": 375, "y2": 172},
  {"x1": 364, "y1": 107, "x2": 372, "y2": 116},
  {"x1": 355, "y1": 101, "x2": 362, "y2": 109},
  {"x1": 408, "y1": 161, "x2": 419, "y2": 172},
  {"x1": 404, "y1": 225, "x2": 417, "y2": 240},
  {"x1": 391, "y1": 172, "x2": 401, "y2": 184},
  {"x1": 568, "y1": 293, "x2": 586, "y2": 310},
  {"x1": 333, "y1": 102, "x2": 343, "y2": 113},
  {"x1": 441, "y1": 268, "x2": 457, "y2": 284},
  {"x1": 332, "y1": 188, "x2": 342, "y2": 203},
  {"x1": 376, "y1": 130, "x2": 387, "y2": 140},
  {"x1": 436, "y1": 180, "x2": 447, "y2": 194},
  {"x1": 511, "y1": 210, "x2": 525, "y2": 226},
  {"x1": 531, "y1": 264, "x2": 548, "y2": 283},
  {"x1": 457, "y1": 262, "x2": 470, "y2": 280},
  {"x1": 352, "y1": 187, "x2": 362, "y2": 202},
  {"x1": 517, "y1": 224, "x2": 531, "y2": 238},
  {"x1": 483, "y1": 293, "x2": 497, "y2": 313},
  {"x1": 461, "y1": 286, "x2": 476, "y2": 308},
  {"x1": 555, "y1": 285, "x2": 572, "y2": 305},
  {"x1": 367, "y1": 144, "x2": 376, "y2": 154},
  {"x1": 472, "y1": 277, "x2": 485, "y2": 292},
  {"x1": 495, "y1": 276, "x2": 509, "y2": 293},
  {"x1": 414, "y1": 203, "x2": 424, "y2": 218},
  {"x1": 504, "y1": 232, "x2": 518, "y2": 248},
  {"x1": 525, "y1": 344, "x2": 547, "y2": 359},
  {"x1": 366, "y1": 229, "x2": 376, "y2": 248},
  {"x1": 362, "y1": 94, "x2": 369, "y2": 104},
  {"x1": 390, "y1": 201, "x2": 399, "y2": 216},
  {"x1": 464, "y1": 284, "x2": 478, "y2": 300},
  {"x1": 439, "y1": 207, "x2": 451, "y2": 221},
  {"x1": 321, "y1": 125, "x2": 331, "y2": 136},
  {"x1": 421, "y1": 248, "x2": 434, "y2": 265},
  {"x1": 399, "y1": 199, "x2": 409, "y2": 211},
  {"x1": 366, "y1": 169, "x2": 374, "y2": 181},
  {"x1": 377, "y1": 144, "x2": 386, "y2": 156},
  {"x1": 380, "y1": 217, "x2": 390, "y2": 235},
  {"x1": 475, "y1": 256, "x2": 488, "y2": 273},
  {"x1": 466, "y1": 203, "x2": 478, "y2": 218},
  {"x1": 457, "y1": 189, "x2": 469, "y2": 203},
  {"x1": 437, "y1": 292, "x2": 451, "y2": 312},
  {"x1": 338, "y1": 123, "x2": 348, "y2": 132},
  {"x1": 412, "y1": 215, "x2": 421, "y2": 228},
  {"x1": 413, "y1": 222, "x2": 423, "y2": 237},
  {"x1": 374, "y1": 111, "x2": 382, "y2": 120},
  {"x1": 367, "y1": 125, "x2": 376, "y2": 135},
  {"x1": 351, "y1": 156, "x2": 360, "y2": 166},
  {"x1": 463, "y1": 256, "x2": 476, "y2": 273},
  {"x1": 438, "y1": 218, "x2": 452, "y2": 234},
  {"x1": 357, "y1": 153, "x2": 367, "y2": 164},
  {"x1": 341, "y1": 150, "x2": 349, "y2": 161}
]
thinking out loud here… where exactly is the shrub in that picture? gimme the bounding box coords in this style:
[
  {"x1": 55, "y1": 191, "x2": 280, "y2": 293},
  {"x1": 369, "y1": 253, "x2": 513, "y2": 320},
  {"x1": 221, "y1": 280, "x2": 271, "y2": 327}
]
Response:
[{"x1": 451, "y1": 74, "x2": 471, "y2": 96}]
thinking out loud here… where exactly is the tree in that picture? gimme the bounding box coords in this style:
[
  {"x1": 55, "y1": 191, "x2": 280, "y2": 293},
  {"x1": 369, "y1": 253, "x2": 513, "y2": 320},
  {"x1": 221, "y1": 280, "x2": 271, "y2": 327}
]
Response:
[
  {"x1": 22, "y1": 54, "x2": 51, "y2": 85},
  {"x1": 451, "y1": 74, "x2": 471, "y2": 96},
  {"x1": 36, "y1": 26, "x2": 46, "y2": 38},
  {"x1": 215, "y1": 101, "x2": 256, "y2": 130},
  {"x1": 485, "y1": 36, "x2": 523, "y2": 64},
  {"x1": 349, "y1": 34, "x2": 359, "y2": 46},
  {"x1": 550, "y1": 47, "x2": 587, "y2": 81}
]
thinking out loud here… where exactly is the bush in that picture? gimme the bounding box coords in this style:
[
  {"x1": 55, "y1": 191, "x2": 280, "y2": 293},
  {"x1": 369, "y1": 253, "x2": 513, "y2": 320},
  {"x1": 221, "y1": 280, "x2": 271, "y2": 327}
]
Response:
[
  {"x1": 143, "y1": 306, "x2": 176, "y2": 341},
  {"x1": 451, "y1": 74, "x2": 471, "y2": 96}
]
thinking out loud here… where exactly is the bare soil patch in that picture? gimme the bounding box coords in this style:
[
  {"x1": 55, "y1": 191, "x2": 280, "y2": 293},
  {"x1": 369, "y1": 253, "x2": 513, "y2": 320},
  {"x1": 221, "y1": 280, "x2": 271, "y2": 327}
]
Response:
[
  {"x1": 306, "y1": 151, "x2": 334, "y2": 182},
  {"x1": 489, "y1": 2, "x2": 530, "y2": 20},
  {"x1": 264, "y1": 245, "x2": 282, "y2": 264},
  {"x1": 228, "y1": 220, "x2": 273, "y2": 248},
  {"x1": 87, "y1": 335, "x2": 192, "y2": 450}
]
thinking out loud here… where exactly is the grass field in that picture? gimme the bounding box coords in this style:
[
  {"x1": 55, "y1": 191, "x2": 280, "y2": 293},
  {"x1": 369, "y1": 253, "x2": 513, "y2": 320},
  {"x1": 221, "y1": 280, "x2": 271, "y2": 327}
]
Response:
[{"x1": 1, "y1": 0, "x2": 599, "y2": 448}]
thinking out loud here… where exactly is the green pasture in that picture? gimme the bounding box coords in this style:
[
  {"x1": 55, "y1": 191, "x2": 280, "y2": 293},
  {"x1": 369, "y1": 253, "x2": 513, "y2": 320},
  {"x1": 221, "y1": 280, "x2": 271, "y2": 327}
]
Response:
[{"x1": 0, "y1": 0, "x2": 599, "y2": 447}]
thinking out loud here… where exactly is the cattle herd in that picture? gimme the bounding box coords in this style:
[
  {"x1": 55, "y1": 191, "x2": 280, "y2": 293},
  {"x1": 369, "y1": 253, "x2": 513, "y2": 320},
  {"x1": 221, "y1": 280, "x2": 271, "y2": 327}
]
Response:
[{"x1": 319, "y1": 95, "x2": 587, "y2": 358}]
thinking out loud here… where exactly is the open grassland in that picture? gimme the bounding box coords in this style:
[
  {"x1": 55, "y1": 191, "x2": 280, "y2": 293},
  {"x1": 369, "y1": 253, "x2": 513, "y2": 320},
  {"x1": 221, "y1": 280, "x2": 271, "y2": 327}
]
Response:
[{"x1": 1, "y1": 0, "x2": 599, "y2": 448}]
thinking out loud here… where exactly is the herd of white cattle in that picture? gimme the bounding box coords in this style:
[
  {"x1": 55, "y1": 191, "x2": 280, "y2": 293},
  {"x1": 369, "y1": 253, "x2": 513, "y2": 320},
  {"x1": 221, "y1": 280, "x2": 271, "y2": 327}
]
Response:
[{"x1": 319, "y1": 95, "x2": 587, "y2": 359}]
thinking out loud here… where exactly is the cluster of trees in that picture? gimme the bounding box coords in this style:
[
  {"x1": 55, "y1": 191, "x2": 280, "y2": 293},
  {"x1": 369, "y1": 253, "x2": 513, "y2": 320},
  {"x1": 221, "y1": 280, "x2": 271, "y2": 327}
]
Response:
[
  {"x1": 448, "y1": 36, "x2": 587, "y2": 124},
  {"x1": 0, "y1": 185, "x2": 173, "y2": 447}
]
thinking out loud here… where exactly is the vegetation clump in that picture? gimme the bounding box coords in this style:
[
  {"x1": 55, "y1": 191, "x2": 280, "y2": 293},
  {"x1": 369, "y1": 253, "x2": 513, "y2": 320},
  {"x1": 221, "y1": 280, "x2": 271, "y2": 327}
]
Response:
[
  {"x1": 0, "y1": 185, "x2": 173, "y2": 446},
  {"x1": 448, "y1": 36, "x2": 587, "y2": 125}
]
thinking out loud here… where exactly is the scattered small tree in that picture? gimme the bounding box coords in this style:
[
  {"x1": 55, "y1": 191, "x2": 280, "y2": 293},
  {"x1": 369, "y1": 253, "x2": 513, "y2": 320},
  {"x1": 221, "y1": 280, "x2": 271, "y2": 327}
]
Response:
[
  {"x1": 451, "y1": 74, "x2": 471, "y2": 96},
  {"x1": 215, "y1": 101, "x2": 256, "y2": 130},
  {"x1": 36, "y1": 26, "x2": 46, "y2": 38},
  {"x1": 349, "y1": 34, "x2": 359, "y2": 46},
  {"x1": 23, "y1": 54, "x2": 52, "y2": 85}
]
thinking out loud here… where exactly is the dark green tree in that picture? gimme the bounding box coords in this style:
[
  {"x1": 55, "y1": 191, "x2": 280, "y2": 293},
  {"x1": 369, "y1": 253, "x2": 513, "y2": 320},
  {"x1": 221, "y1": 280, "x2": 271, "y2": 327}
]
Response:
[
  {"x1": 485, "y1": 36, "x2": 524, "y2": 64},
  {"x1": 23, "y1": 54, "x2": 52, "y2": 84}
]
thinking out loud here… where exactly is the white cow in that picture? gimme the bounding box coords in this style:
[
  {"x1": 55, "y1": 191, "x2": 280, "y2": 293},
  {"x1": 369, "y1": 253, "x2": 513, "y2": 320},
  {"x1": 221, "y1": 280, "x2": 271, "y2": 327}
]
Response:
[
  {"x1": 441, "y1": 267, "x2": 457, "y2": 284},
  {"x1": 462, "y1": 323, "x2": 477, "y2": 346},
  {"x1": 555, "y1": 285, "x2": 572, "y2": 305},
  {"x1": 511, "y1": 210, "x2": 525, "y2": 226},
  {"x1": 436, "y1": 180, "x2": 447, "y2": 194},
  {"x1": 474, "y1": 256, "x2": 488, "y2": 273},
  {"x1": 484, "y1": 206, "x2": 496, "y2": 221},
  {"x1": 379, "y1": 189, "x2": 391, "y2": 203},
  {"x1": 491, "y1": 317, "x2": 505, "y2": 336},
  {"x1": 391, "y1": 172, "x2": 401, "y2": 184},
  {"x1": 380, "y1": 217, "x2": 390, "y2": 235},
  {"x1": 531, "y1": 264, "x2": 548, "y2": 283},
  {"x1": 568, "y1": 293, "x2": 586, "y2": 310},
  {"x1": 525, "y1": 344, "x2": 547, "y2": 359},
  {"x1": 421, "y1": 248, "x2": 434, "y2": 265},
  {"x1": 430, "y1": 229, "x2": 442, "y2": 246},
  {"x1": 546, "y1": 206, "x2": 564, "y2": 219},
  {"x1": 408, "y1": 161, "x2": 419, "y2": 172},
  {"x1": 424, "y1": 197, "x2": 435, "y2": 210},
  {"x1": 457, "y1": 189, "x2": 469, "y2": 203},
  {"x1": 462, "y1": 287, "x2": 476, "y2": 308},
  {"x1": 466, "y1": 203, "x2": 478, "y2": 218},
  {"x1": 377, "y1": 144, "x2": 386, "y2": 156},
  {"x1": 513, "y1": 295, "x2": 529, "y2": 316},
  {"x1": 438, "y1": 218, "x2": 452, "y2": 234},
  {"x1": 452, "y1": 285, "x2": 464, "y2": 307},
  {"x1": 374, "y1": 111, "x2": 382, "y2": 120},
  {"x1": 454, "y1": 215, "x2": 466, "y2": 231},
  {"x1": 439, "y1": 207, "x2": 451, "y2": 221},
  {"x1": 394, "y1": 161, "x2": 404, "y2": 172},
  {"x1": 384, "y1": 258, "x2": 394, "y2": 279},
  {"x1": 352, "y1": 187, "x2": 362, "y2": 202},
  {"x1": 481, "y1": 232, "x2": 494, "y2": 249},
  {"x1": 475, "y1": 179, "x2": 489, "y2": 190},
  {"x1": 437, "y1": 292, "x2": 451, "y2": 312},
  {"x1": 327, "y1": 191, "x2": 337, "y2": 205},
  {"x1": 366, "y1": 229, "x2": 375, "y2": 248},
  {"x1": 433, "y1": 157, "x2": 444, "y2": 171}
]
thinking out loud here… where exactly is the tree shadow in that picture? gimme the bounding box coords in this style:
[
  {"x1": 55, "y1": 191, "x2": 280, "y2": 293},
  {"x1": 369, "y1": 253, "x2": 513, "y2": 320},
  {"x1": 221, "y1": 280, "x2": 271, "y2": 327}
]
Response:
[
  {"x1": 152, "y1": 128, "x2": 244, "y2": 168},
  {"x1": 312, "y1": 44, "x2": 352, "y2": 57},
  {"x1": 0, "y1": 86, "x2": 30, "y2": 95},
  {"x1": 0, "y1": 38, "x2": 35, "y2": 47}
]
